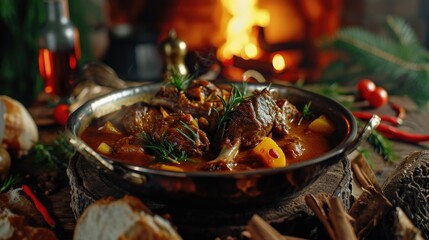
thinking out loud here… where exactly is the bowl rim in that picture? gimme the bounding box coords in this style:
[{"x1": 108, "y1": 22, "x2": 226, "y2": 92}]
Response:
[{"x1": 66, "y1": 81, "x2": 357, "y2": 179}]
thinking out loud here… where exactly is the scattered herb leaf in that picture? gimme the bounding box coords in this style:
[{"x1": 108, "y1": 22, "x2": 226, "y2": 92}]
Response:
[
  {"x1": 30, "y1": 133, "x2": 75, "y2": 170},
  {"x1": 0, "y1": 174, "x2": 22, "y2": 193},
  {"x1": 367, "y1": 129, "x2": 398, "y2": 162}
]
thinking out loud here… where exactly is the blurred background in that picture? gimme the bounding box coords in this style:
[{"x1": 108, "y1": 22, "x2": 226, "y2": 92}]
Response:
[{"x1": 1, "y1": 0, "x2": 429, "y2": 106}]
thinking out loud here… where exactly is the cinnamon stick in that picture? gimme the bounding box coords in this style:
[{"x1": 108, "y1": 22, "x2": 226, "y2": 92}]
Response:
[
  {"x1": 246, "y1": 214, "x2": 307, "y2": 240},
  {"x1": 305, "y1": 194, "x2": 357, "y2": 240},
  {"x1": 349, "y1": 154, "x2": 393, "y2": 239}
]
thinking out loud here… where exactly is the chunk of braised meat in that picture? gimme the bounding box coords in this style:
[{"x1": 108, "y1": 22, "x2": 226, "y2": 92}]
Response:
[
  {"x1": 113, "y1": 136, "x2": 147, "y2": 158},
  {"x1": 151, "y1": 80, "x2": 224, "y2": 135},
  {"x1": 110, "y1": 102, "x2": 210, "y2": 157},
  {"x1": 278, "y1": 136, "x2": 305, "y2": 159},
  {"x1": 115, "y1": 102, "x2": 162, "y2": 135},
  {"x1": 224, "y1": 88, "x2": 289, "y2": 148},
  {"x1": 186, "y1": 79, "x2": 222, "y2": 102},
  {"x1": 203, "y1": 88, "x2": 292, "y2": 171},
  {"x1": 273, "y1": 99, "x2": 300, "y2": 137},
  {"x1": 151, "y1": 113, "x2": 210, "y2": 157}
]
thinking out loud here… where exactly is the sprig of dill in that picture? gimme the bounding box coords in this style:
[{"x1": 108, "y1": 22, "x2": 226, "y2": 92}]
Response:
[
  {"x1": 0, "y1": 174, "x2": 22, "y2": 193},
  {"x1": 166, "y1": 70, "x2": 192, "y2": 92},
  {"x1": 213, "y1": 84, "x2": 251, "y2": 138},
  {"x1": 142, "y1": 134, "x2": 187, "y2": 164}
]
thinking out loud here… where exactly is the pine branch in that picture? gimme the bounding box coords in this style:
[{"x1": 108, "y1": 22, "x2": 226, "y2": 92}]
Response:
[
  {"x1": 385, "y1": 16, "x2": 420, "y2": 47},
  {"x1": 320, "y1": 16, "x2": 429, "y2": 108}
]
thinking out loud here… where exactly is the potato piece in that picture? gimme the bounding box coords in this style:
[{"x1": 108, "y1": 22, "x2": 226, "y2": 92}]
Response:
[
  {"x1": 308, "y1": 115, "x2": 336, "y2": 134},
  {"x1": 253, "y1": 137, "x2": 287, "y2": 168},
  {"x1": 159, "y1": 164, "x2": 184, "y2": 172},
  {"x1": 99, "y1": 121, "x2": 122, "y2": 135},
  {"x1": 97, "y1": 142, "x2": 112, "y2": 155}
]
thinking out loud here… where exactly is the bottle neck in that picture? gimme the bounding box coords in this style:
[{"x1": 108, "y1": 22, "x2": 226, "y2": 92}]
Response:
[{"x1": 45, "y1": 0, "x2": 69, "y2": 22}]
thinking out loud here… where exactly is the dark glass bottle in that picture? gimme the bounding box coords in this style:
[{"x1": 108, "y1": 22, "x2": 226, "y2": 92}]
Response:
[{"x1": 38, "y1": 0, "x2": 81, "y2": 98}]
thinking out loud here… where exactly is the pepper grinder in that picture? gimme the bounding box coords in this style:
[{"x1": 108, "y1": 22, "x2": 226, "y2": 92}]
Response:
[{"x1": 159, "y1": 29, "x2": 188, "y2": 81}]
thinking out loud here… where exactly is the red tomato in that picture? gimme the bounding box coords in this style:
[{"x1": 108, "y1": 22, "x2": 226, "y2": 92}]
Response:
[
  {"x1": 53, "y1": 103, "x2": 70, "y2": 126},
  {"x1": 369, "y1": 87, "x2": 389, "y2": 108},
  {"x1": 357, "y1": 79, "x2": 376, "y2": 100}
]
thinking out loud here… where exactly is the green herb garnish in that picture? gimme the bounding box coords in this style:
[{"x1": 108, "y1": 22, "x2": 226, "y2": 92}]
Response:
[
  {"x1": 142, "y1": 134, "x2": 187, "y2": 164},
  {"x1": 0, "y1": 175, "x2": 22, "y2": 193},
  {"x1": 30, "y1": 132, "x2": 75, "y2": 170},
  {"x1": 176, "y1": 121, "x2": 199, "y2": 145},
  {"x1": 166, "y1": 69, "x2": 192, "y2": 92},
  {"x1": 214, "y1": 83, "x2": 251, "y2": 138},
  {"x1": 367, "y1": 130, "x2": 398, "y2": 162},
  {"x1": 298, "y1": 101, "x2": 315, "y2": 125}
]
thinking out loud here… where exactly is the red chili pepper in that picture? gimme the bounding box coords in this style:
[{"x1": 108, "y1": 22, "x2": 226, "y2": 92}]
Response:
[
  {"x1": 390, "y1": 102, "x2": 406, "y2": 119},
  {"x1": 376, "y1": 124, "x2": 429, "y2": 142},
  {"x1": 21, "y1": 185, "x2": 56, "y2": 228},
  {"x1": 353, "y1": 112, "x2": 402, "y2": 125},
  {"x1": 269, "y1": 149, "x2": 279, "y2": 159}
]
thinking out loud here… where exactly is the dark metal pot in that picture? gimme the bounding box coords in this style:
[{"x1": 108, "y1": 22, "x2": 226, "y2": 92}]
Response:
[{"x1": 66, "y1": 81, "x2": 378, "y2": 206}]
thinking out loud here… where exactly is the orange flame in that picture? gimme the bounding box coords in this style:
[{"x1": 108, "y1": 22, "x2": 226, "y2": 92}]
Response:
[
  {"x1": 217, "y1": 0, "x2": 270, "y2": 61},
  {"x1": 272, "y1": 53, "x2": 286, "y2": 72}
]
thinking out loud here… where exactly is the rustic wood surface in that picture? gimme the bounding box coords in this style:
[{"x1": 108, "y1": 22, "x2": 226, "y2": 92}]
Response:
[
  {"x1": 23, "y1": 95, "x2": 429, "y2": 239},
  {"x1": 67, "y1": 152, "x2": 352, "y2": 239}
]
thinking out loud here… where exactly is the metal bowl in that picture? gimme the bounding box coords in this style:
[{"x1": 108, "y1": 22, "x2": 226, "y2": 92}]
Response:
[{"x1": 66, "y1": 81, "x2": 376, "y2": 206}]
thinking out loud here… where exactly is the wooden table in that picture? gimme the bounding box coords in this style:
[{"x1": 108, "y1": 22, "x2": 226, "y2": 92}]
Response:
[{"x1": 19, "y1": 95, "x2": 429, "y2": 239}]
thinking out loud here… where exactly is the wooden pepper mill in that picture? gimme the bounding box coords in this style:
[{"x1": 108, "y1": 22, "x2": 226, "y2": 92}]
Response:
[{"x1": 159, "y1": 29, "x2": 188, "y2": 81}]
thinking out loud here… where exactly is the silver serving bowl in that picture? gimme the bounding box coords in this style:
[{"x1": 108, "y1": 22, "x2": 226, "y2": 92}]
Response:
[{"x1": 66, "y1": 81, "x2": 377, "y2": 206}]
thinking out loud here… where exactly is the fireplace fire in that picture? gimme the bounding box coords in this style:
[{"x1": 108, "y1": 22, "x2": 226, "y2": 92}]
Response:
[{"x1": 104, "y1": 0, "x2": 342, "y2": 82}]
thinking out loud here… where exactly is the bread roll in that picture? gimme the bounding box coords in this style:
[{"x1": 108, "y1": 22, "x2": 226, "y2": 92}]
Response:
[
  {"x1": 74, "y1": 195, "x2": 182, "y2": 240},
  {"x1": 0, "y1": 189, "x2": 57, "y2": 240},
  {"x1": 0, "y1": 96, "x2": 39, "y2": 158}
]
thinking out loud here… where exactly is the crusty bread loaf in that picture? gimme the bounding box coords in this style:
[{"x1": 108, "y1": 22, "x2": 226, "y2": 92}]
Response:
[
  {"x1": 73, "y1": 195, "x2": 182, "y2": 240},
  {"x1": 0, "y1": 189, "x2": 57, "y2": 240},
  {"x1": 0, "y1": 95, "x2": 39, "y2": 158}
]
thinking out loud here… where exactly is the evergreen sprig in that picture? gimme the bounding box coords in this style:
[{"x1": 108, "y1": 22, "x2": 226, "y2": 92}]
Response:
[
  {"x1": 214, "y1": 83, "x2": 251, "y2": 138},
  {"x1": 367, "y1": 130, "x2": 398, "y2": 162},
  {"x1": 29, "y1": 133, "x2": 75, "y2": 170},
  {"x1": 166, "y1": 70, "x2": 192, "y2": 92},
  {"x1": 142, "y1": 133, "x2": 187, "y2": 164},
  {"x1": 320, "y1": 16, "x2": 429, "y2": 108},
  {"x1": 0, "y1": 174, "x2": 22, "y2": 193}
]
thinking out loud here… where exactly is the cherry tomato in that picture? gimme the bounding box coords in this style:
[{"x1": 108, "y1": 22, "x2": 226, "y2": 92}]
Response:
[
  {"x1": 357, "y1": 79, "x2": 376, "y2": 100},
  {"x1": 369, "y1": 87, "x2": 388, "y2": 108},
  {"x1": 53, "y1": 103, "x2": 70, "y2": 126}
]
